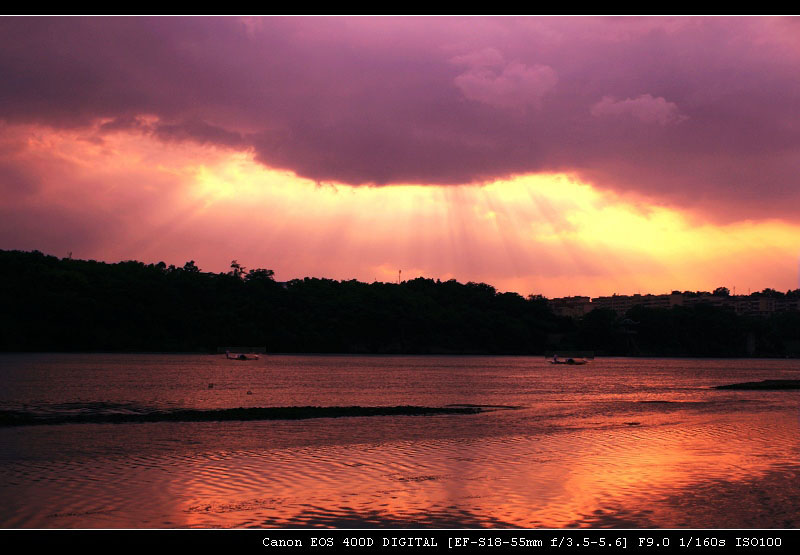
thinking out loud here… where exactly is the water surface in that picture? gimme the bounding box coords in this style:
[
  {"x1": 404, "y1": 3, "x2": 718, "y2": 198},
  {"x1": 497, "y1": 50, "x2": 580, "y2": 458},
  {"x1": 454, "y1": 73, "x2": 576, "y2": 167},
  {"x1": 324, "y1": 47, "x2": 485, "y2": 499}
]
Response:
[{"x1": 1, "y1": 354, "x2": 798, "y2": 528}]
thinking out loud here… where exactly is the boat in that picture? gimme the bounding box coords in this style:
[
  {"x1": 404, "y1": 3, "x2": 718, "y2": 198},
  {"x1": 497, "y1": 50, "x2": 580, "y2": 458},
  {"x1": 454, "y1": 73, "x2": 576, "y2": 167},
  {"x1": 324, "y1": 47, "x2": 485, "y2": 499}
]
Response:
[
  {"x1": 549, "y1": 357, "x2": 588, "y2": 365},
  {"x1": 225, "y1": 350, "x2": 259, "y2": 361},
  {"x1": 546, "y1": 351, "x2": 594, "y2": 365},
  {"x1": 219, "y1": 346, "x2": 265, "y2": 360}
]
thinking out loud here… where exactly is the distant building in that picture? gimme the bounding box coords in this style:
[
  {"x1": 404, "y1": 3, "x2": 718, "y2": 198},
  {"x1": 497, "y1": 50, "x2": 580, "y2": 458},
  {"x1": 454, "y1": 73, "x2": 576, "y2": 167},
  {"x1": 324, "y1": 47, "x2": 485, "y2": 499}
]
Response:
[
  {"x1": 591, "y1": 293, "x2": 683, "y2": 314},
  {"x1": 553, "y1": 291, "x2": 800, "y2": 318},
  {"x1": 547, "y1": 296, "x2": 592, "y2": 318}
]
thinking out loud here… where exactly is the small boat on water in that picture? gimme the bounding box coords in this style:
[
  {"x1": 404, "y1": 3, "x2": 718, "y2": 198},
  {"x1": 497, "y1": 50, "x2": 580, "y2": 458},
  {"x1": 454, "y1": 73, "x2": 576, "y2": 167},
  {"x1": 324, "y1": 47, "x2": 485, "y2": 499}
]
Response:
[
  {"x1": 550, "y1": 357, "x2": 588, "y2": 365},
  {"x1": 219, "y1": 346, "x2": 265, "y2": 360},
  {"x1": 225, "y1": 350, "x2": 259, "y2": 361},
  {"x1": 546, "y1": 352, "x2": 594, "y2": 365}
]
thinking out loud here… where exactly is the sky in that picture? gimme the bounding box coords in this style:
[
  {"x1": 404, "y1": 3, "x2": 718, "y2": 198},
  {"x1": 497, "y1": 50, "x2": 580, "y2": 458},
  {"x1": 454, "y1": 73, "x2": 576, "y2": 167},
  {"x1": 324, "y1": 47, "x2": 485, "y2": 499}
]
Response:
[{"x1": 1, "y1": 16, "x2": 799, "y2": 298}]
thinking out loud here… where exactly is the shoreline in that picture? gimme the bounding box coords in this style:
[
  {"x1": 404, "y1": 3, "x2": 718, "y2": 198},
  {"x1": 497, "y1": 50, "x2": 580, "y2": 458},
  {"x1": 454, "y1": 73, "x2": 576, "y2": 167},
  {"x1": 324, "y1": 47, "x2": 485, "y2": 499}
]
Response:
[{"x1": 2, "y1": 351, "x2": 800, "y2": 360}]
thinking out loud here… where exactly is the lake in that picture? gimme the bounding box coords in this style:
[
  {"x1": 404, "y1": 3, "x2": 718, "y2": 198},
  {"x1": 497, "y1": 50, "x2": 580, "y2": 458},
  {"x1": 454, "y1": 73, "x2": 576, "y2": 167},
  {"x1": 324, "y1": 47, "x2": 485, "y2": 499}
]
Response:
[{"x1": 1, "y1": 354, "x2": 799, "y2": 528}]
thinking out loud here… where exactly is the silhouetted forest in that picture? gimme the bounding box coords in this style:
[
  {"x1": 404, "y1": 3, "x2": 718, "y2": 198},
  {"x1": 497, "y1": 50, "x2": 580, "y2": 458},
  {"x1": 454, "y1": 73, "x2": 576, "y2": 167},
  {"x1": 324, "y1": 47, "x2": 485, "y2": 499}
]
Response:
[{"x1": 2, "y1": 250, "x2": 799, "y2": 357}]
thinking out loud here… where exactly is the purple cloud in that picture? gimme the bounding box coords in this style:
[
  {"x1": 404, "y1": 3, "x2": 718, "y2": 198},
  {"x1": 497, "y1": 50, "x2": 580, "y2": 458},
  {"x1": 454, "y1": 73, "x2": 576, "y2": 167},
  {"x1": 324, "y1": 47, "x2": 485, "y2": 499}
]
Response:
[
  {"x1": 1, "y1": 17, "x2": 799, "y2": 221},
  {"x1": 452, "y1": 48, "x2": 557, "y2": 109},
  {"x1": 591, "y1": 94, "x2": 686, "y2": 125}
]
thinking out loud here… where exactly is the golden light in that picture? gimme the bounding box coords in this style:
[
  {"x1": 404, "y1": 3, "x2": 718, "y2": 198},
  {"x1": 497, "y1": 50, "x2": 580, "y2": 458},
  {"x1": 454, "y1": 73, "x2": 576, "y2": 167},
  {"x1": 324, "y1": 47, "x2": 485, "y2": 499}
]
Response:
[{"x1": 5, "y1": 121, "x2": 800, "y2": 298}]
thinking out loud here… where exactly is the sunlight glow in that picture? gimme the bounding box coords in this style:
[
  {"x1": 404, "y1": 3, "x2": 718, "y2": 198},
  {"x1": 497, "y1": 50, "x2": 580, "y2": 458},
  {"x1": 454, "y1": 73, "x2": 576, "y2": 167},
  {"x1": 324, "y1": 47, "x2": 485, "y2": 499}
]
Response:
[{"x1": 4, "y1": 122, "x2": 800, "y2": 298}]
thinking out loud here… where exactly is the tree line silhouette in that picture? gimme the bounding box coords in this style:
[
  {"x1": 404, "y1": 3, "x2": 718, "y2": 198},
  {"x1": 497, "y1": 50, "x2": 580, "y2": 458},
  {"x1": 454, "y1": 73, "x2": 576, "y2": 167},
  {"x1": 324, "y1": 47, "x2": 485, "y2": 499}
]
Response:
[{"x1": 2, "y1": 249, "x2": 799, "y2": 357}]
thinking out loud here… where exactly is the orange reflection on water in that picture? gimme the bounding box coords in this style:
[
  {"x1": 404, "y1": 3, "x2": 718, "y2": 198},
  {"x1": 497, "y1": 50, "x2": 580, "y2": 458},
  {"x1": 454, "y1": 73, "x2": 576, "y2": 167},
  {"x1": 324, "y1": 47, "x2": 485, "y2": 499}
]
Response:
[{"x1": 154, "y1": 408, "x2": 799, "y2": 528}]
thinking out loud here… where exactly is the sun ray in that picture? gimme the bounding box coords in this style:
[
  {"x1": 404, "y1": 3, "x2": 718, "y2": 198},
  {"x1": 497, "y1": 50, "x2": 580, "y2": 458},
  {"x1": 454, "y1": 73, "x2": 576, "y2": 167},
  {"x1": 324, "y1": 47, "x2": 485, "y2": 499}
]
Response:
[{"x1": 3, "y1": 122, "x2": 800, "y2": 297}]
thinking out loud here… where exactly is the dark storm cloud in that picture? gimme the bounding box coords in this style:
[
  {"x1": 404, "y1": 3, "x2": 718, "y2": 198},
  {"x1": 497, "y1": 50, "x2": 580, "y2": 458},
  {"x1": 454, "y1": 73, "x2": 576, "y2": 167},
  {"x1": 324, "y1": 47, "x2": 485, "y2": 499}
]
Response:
[{"x1": 1, "y1": 16, "x2": 799, "y2": 221}]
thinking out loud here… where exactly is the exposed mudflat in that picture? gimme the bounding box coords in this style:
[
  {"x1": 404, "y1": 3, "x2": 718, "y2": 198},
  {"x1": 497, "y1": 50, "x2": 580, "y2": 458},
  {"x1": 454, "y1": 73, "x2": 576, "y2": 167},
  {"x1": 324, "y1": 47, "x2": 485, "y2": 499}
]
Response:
[{"x1": 715, "y1": 379, "x2": 800, "y2": 390}]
